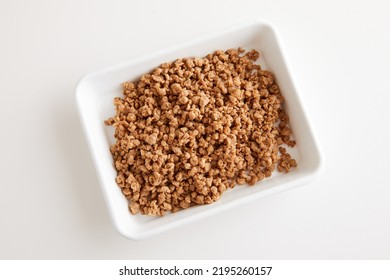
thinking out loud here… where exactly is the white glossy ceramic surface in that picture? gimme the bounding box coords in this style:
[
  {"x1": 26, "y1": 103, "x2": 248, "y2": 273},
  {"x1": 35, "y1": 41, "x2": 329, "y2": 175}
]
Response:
[{"x1": 75, "y1": 20, "x2": 323, "y2": 240}]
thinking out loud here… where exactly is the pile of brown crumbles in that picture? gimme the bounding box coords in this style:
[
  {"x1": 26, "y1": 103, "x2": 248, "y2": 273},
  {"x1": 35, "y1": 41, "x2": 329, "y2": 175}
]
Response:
[{"x1": 105, "y1": 48, "x2": 297, "y2": 216}]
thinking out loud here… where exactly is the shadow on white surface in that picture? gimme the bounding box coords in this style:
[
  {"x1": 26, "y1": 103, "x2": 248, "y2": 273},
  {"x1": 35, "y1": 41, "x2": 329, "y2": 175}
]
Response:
[{"x1": 52, "y1": 97, "x2": 116, "y2": 238}]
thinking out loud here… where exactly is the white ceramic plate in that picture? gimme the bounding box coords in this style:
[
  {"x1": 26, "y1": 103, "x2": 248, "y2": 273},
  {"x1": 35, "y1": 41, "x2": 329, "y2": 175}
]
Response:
[{"x1": 75, "y1": 20, "x2": 323, "y2": 240}]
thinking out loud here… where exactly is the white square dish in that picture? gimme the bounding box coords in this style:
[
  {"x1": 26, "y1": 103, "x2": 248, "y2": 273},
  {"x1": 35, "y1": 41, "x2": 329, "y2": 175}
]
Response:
[{"x1": 75, "y1": 20, "x2": 323, "y2": 240}]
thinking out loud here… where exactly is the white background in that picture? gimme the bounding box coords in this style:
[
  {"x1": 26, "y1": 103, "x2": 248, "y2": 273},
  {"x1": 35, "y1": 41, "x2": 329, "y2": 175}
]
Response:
[{"x1": 0, "y1": 0, "x2": 389, "y2": 259}]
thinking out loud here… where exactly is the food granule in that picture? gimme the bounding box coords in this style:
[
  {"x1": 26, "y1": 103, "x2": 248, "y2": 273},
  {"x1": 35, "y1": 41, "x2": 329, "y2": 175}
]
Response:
[{"x1": 105, "y1": 48, "x2": 297, "y2": 216}]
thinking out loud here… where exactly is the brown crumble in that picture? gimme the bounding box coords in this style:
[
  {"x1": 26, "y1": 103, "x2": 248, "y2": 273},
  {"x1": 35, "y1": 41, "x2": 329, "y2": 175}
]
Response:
[{"x1": 105, "y1": 48, "x2": 297, "y2": 216}]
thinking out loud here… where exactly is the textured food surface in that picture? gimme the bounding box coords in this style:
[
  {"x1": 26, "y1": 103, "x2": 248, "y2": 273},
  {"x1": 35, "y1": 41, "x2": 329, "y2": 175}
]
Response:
[{"x1": 105, "y1": 48, "x2": 297, "y2": 216}]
